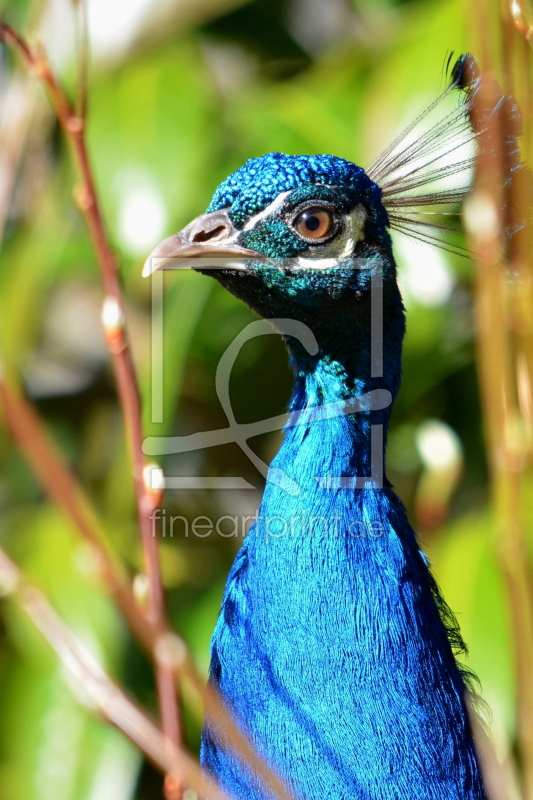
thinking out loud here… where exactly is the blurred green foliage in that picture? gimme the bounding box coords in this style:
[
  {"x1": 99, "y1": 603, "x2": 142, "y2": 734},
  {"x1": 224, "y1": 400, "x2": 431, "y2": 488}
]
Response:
[{"x1": 0, "y1": 0, "x2": 514, "y2": 797}]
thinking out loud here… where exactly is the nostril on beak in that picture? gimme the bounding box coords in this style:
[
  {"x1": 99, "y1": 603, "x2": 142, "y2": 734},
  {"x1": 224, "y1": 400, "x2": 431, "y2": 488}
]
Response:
[{"x1": 191, "y1": 224, "x2": 229, "y2": 244}]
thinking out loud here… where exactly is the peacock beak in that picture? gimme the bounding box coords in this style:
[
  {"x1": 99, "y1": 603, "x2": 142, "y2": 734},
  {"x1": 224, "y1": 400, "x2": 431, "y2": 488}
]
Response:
[{"x1": 142, "y1": 209, "x2": 269, "y2": 277}]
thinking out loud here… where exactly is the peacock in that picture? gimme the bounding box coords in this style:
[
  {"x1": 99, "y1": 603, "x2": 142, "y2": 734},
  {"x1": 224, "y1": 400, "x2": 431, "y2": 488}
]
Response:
[{"x1": 144, "y1": 55, "x2": 500, "y2": 800}]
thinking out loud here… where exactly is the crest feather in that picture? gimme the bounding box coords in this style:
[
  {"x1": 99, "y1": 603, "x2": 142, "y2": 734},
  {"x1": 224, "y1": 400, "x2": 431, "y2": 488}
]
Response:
[{"x1": 368, "y1": 54, "x2": 521, "y2": 256}]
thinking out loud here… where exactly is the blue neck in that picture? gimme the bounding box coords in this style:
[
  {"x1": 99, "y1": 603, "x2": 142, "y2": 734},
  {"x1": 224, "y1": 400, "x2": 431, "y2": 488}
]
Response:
[
  {"x1": 271, "y1": 301, "x2": 404, "y2": 494},
  {"x1": 286, "y1": 358, "x2": 391, "y2": 483}
]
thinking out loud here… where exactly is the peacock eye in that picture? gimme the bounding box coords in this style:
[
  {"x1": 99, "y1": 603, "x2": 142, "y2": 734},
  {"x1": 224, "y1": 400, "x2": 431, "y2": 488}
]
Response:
[{"x1": 293, "y1": 206, "x2": 334, "y2": 242}]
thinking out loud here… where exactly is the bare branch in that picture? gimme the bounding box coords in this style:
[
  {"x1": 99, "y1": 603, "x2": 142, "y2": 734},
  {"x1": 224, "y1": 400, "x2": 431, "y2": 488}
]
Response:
[
  {"x1": 0, "y1": 548, "x2": 230, "y2": 800},
  {"x1": 74, "y1": 0, "x2": 89, "y2": 120},
  {"x1": 0, "y1": 22, "x2": 297, "y2": 800},
  {"x1": 462, "y1": 56, "x2": 533, "y2": 800},
  {"x1": 0, "y1": 375, "x2": 155, "y2": 647},
  {"x1": 0, "y1": 374, "x2": 296, "y2": 800},
  {"x1": 0, "y1": 75, "x2": 35, "y2": 243},
  {"x1": 0, "y1": 20, "x2": 181, "y2": 781}
]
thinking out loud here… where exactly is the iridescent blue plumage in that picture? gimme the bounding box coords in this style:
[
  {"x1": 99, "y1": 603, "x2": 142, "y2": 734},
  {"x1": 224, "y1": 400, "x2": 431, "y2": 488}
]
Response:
[
  {"x1": 191, "y1": 152, "x2": 486, "y2": 799},
  {"x1": 207, "y1": 152, "x2": 385, "y2": 228}
]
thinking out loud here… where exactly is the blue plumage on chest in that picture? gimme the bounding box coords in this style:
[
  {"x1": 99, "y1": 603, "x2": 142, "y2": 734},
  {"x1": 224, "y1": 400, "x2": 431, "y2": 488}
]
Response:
[{"x1": 201, "y1": 378, "x2": 483, "y2": 800}]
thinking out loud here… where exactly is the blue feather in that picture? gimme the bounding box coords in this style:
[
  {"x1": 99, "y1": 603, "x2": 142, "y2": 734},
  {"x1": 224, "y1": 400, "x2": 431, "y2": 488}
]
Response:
[{"x1": 192, "y1": 152, "x2": 486, "y2": 799}]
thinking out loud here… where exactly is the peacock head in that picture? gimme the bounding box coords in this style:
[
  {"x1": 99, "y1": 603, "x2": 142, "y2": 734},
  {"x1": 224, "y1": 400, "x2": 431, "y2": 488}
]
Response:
[
  {"x1": 144, "y1": 57, "x2": 497, "y2": 392},
  {"x1": 144, "y1": 153, "x2": 402, "y2": 374}
]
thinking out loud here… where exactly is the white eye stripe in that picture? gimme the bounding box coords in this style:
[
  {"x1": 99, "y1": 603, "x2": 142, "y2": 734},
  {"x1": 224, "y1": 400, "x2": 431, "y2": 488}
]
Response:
[
  {"x1": 243, "y1": 193, "x2": 367, "y2": 242},
  {"x1": 242, "y1": 197, "x2": 367, "y2": 269},
  {"x1": 242, "y1": 191, "x2": 292, "y2": 230},
  {"x1": 348, "y1": 204, "x2": 367, "y2": 242},
  {"x1": 295, "y1": 256, "x2": 339, "y2": 270}
]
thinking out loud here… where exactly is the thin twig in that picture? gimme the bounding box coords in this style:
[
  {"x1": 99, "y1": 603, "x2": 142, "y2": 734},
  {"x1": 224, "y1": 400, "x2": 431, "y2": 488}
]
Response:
[
  {"x1": 0, "y1": 375, "x2": 154, "y2": 645},
  {"x1": 0, "y1": 22, "x2": 298, "y2": 800},
  {"x1": 0, "y1": 75, "x2": 35, "y2": 244},
  {"x1": 463, "y1": 56, "x2": 533, "y2": 800},
  {"x1": 0, "y1": 20, "x2": 182, "y2": 785},
  {"x1": 508, "y1": 0, "x2": 533, "y2": 47},
  {"x1": 0, "y1": 373, "x2": 296, "y2": 800},
  {"x1": 0, "y1": 548, "x2": 231, "y2": 800},
  {"x1": 149, "y1": 633, "x2": 295, "y2": 800},
  {"x1": 182, "y1": 662, "x2": 295, "y2": 800},
  {"x1": 73, "y1": 0, "x2": 89, "y2": 120}
]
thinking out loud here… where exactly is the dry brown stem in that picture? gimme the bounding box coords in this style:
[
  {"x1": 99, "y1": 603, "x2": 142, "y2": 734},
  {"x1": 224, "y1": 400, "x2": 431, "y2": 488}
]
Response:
[
  {"x1": 0, "y1": 16, "x2": 181, "y2": 790},
  {"x1": 0, "y1": 369, "x2": 295, "y2": 800},
  {"x1": 0, "y1": 374, "x2": 295, "y2": 800},
  {"x1": 508, "y1": 0, "x2": 533, "y2": 46},
  {"x1": 463, "y1": 54, "x2": 533, "y2": 800},
  {"x1": 0, "y1": 375, "x2": 155, "y2": 647},
  {"x1": 0, "y1": 546, "x2": 231, "y2": 800},
  {"x1": 0, "y1": 19, "x2": 295, "y2": 800}
]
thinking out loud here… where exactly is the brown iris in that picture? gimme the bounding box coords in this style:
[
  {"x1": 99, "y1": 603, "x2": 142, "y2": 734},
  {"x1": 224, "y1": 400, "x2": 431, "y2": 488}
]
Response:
[{"x1": 293, "y1": 206, "x2": 334, "y2": 241}]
